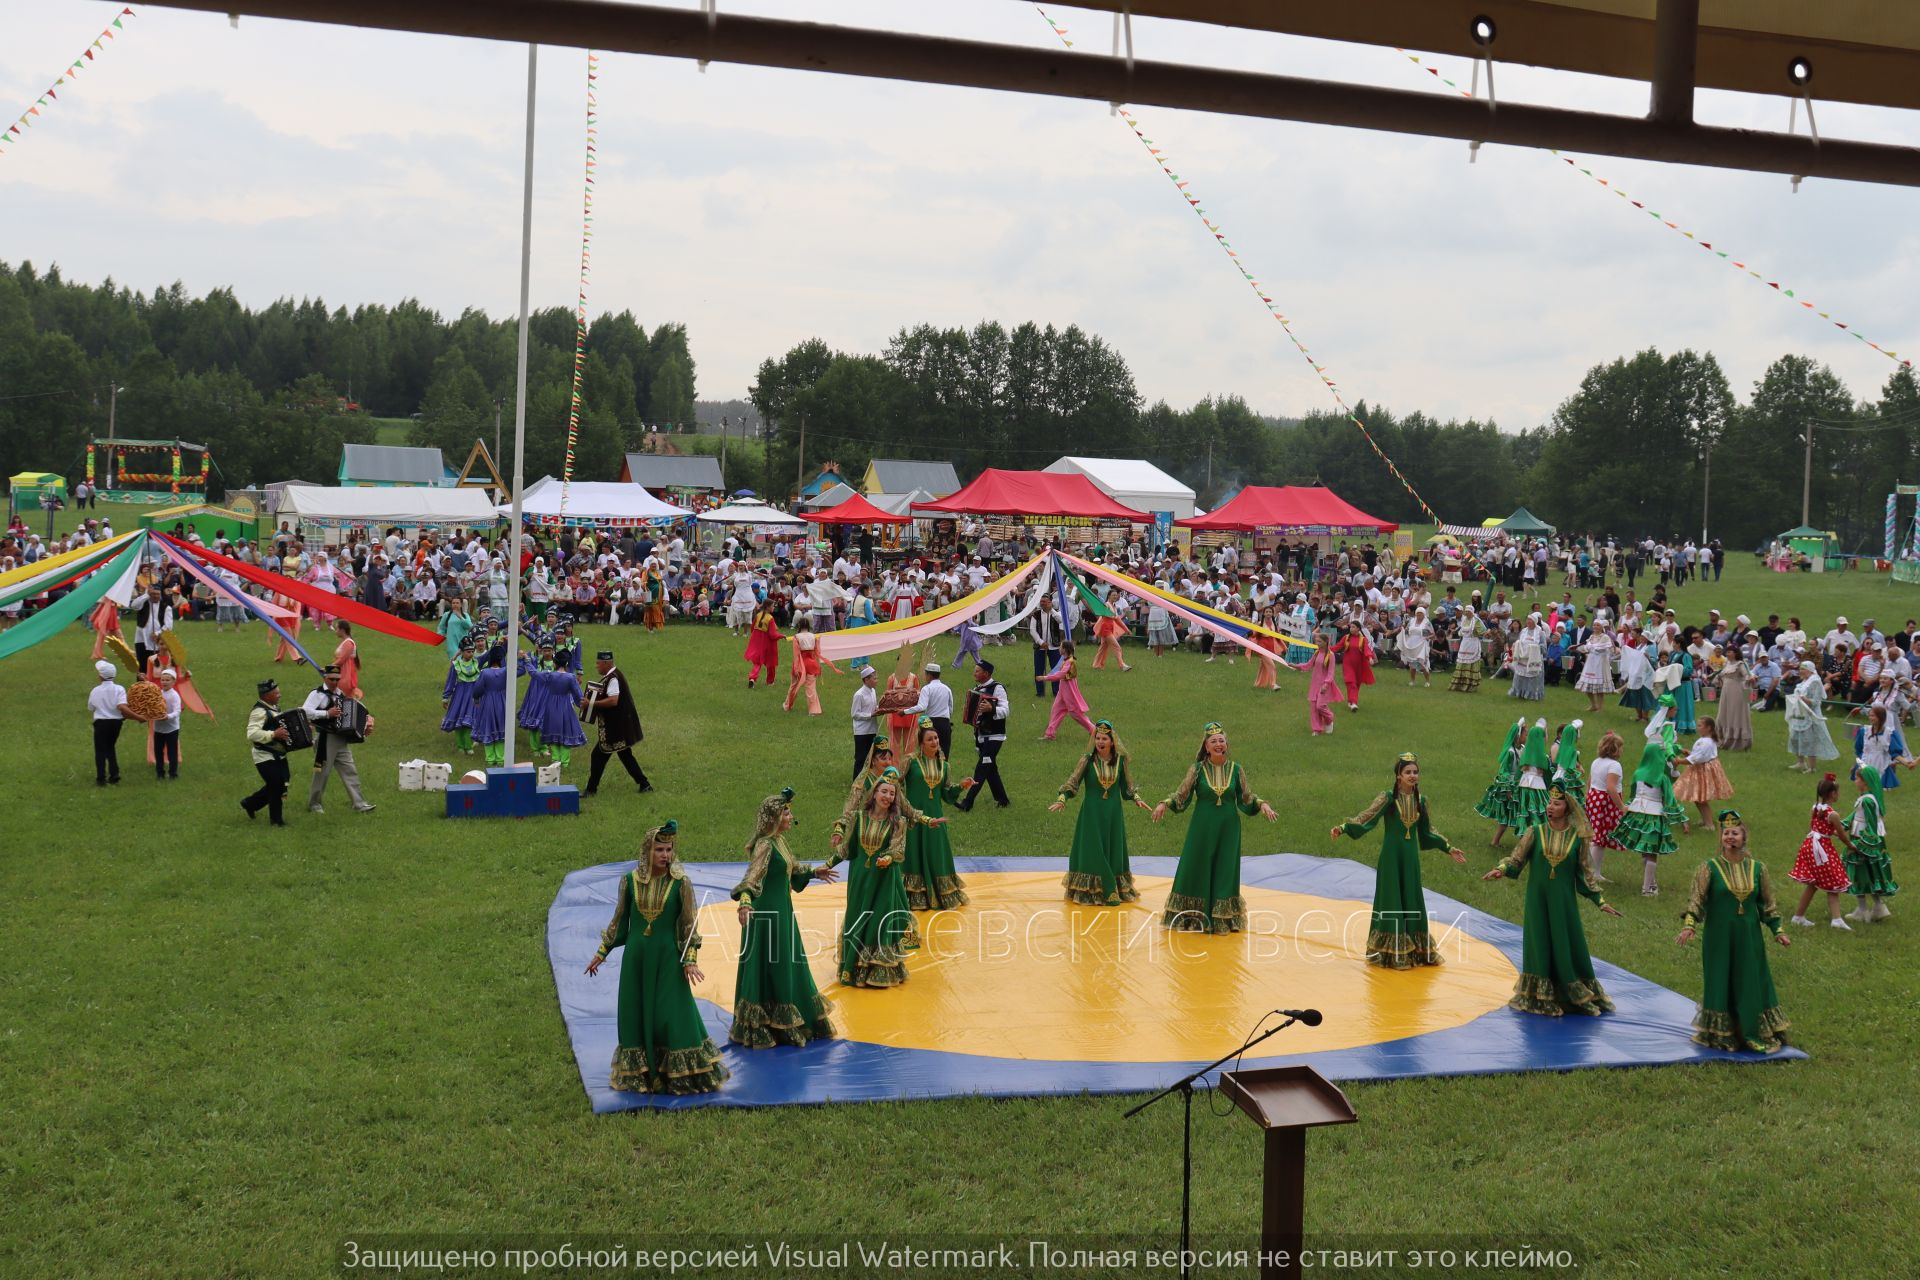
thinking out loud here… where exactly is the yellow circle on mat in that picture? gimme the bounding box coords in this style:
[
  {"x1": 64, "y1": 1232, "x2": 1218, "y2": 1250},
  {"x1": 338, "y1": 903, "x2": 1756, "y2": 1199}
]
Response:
[{"x1": 697, "y1": 869, "x2": 1517, "y2": 1063}]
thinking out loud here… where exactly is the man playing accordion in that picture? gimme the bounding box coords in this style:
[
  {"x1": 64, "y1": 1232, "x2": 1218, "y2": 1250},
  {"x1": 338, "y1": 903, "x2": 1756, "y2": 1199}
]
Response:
[{"x1": 304, "y1": 663, "x2": 376, "y2": 815}]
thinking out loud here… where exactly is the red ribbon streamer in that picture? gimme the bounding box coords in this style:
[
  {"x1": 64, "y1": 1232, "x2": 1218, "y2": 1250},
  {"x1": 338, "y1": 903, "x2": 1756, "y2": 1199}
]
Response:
[{"x1": 156, "y1": 533, "x2": 443, "y2": 647}]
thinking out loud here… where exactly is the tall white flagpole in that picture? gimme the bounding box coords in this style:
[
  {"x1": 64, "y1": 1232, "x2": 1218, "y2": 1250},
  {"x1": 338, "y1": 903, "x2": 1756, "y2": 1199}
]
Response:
[{"x1": 501, "y1": 43, "x2": 538, "y2": 771}]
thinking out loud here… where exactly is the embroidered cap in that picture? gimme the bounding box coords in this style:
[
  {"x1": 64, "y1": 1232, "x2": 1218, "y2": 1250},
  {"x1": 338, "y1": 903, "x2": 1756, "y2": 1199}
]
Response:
[
  {"x1": 596, "y1": 650, "x2": 614, "y2": 660},
  {"x1": 257, "y1": 678, "x2": 278, "y2": 696}
]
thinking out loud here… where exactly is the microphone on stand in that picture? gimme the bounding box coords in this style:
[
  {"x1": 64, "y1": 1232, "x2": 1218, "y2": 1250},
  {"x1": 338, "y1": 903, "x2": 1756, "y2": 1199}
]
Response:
[{"x1": 1275, "y1": 1008, "x2": 1323, "y2": 1027}]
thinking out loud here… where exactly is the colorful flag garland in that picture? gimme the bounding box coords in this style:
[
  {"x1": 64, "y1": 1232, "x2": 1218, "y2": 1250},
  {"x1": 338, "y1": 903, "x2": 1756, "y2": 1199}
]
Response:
[
  {"x1": 1397, "y1": 48, "x2": 1910, "y2": 369},
  {"x1": 1027, "y1": 7, "x2": 1485, "y2": 572},
  {"x1": 558, "y1": 49, "x2": 599, "y2": 521},
  {"x1": 1, "y1": 8, "x2": 136, "y2": 160}
]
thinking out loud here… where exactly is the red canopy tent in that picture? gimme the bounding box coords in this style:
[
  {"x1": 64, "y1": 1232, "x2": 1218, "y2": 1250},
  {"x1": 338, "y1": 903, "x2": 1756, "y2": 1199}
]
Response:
[
  {"x1": 913, "y1": 468, "x2": 1152, "y2": 521},
  {"x1": 809, "y1": 491, "x2": 910, "y2": 525},
  {"x1": 1177, "y1": 485, "x2": 1397, "y2": 534}
]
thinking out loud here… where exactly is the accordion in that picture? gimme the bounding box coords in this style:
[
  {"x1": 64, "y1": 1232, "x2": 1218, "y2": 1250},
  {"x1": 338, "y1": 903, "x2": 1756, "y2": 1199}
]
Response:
[
  {"x1": 582, "y1": 678, "x2": 607, "y2": 726},
  {"x1": 334, "y1": 697, "x2": 371, "y2": 743},
  {"x1": 271, "y1": 708, "x2": 316, "y2": 752}
]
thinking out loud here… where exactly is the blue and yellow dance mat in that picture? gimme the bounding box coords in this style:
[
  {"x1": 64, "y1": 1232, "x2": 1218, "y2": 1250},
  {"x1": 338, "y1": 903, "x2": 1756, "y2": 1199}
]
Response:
[{"x1": 548, "y1": 854, "x2": 1803, "y2": 1113}]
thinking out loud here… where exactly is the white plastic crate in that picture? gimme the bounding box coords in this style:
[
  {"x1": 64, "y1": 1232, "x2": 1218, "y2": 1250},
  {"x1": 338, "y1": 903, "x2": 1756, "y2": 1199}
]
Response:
[
  {"x1": 423, "y1": 762, "x2": 452, "y2": 791},
  {"x1": 537, "y1": 763, "x2": 562, "y2": 786},
  {"x1": 397, "y1": 761, "x2": 425, "y2": 792}
]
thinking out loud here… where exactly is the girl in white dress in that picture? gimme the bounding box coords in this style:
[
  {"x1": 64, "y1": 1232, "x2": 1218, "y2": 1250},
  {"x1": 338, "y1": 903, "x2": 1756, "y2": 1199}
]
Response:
[
  {"x1": 1507, "y1": 615, "x2": 1545, "y2": 701},
  {"x1": 1576, "y1": 620, "x2": 1617, "y2": 710},
  {"x1": 1398, "y1": 606, "x2": 1434, "y2": 686}
]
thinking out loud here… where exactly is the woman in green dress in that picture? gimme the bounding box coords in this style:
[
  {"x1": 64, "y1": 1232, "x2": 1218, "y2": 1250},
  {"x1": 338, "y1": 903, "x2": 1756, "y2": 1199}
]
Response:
[
  {"x1": 832, "y1": 739, "x2": 942, "y2": 849},
  {"x1": 1480, "y1": 786, "x2": 1622, "y2": 1015},
  {"x1": 585, "y1": 820, "x2": 731, "y2": 1093},
  {"x1": 836, "y1": 769, "x2": 917, "y2": 986},
  {"x1": 1475, "y1": 715, "x2": 1526, "y2": 848},
  {"x1": 1150, "y1": 722, "x2": 1279, "y2": 933},
  {"x1": 902, "y1": 718, "x2": 974, "y2": 911},
  {"x1": 728, "y1": 789, "x2": 840, "y2": 1049},
  {"x1": 1844, "y1": 768, "x2": 1899, "y2": 923},
  {"x1": 1331, "y1": 752, "x2": 1468, "y2": 968},
  {"x1": 1677, "y1": 809, "x2": 1793, "y2": 1053},
  {"x1": 1051, "y1": 718, "x2": 1150, "y2": 905}
]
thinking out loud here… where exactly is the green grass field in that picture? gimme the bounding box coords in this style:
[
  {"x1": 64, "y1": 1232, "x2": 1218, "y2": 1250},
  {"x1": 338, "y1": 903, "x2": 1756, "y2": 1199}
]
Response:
[{"x1": 4, "y1": 544, "x2": 1917, "y2": 1278}]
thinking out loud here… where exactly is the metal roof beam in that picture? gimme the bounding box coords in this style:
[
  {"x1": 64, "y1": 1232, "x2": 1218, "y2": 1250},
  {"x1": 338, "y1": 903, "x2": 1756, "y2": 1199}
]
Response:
[{"x1": 154, "y1": 0, "x2": 1920, "y2": 187}]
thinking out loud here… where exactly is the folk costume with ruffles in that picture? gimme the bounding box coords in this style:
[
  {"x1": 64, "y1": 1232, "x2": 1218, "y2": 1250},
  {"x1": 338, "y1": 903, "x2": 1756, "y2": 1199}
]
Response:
[{"x1": 593, "y1": 822, "x2": 729, "y2": 1094}]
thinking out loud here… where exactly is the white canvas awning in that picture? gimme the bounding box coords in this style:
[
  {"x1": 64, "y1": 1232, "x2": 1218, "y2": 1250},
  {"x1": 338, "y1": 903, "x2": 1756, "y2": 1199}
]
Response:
[
  {"x1": 278, "y1": 485, "x2": 499, "y2": 530},
  {"x1": 696, "y1": 499, "x2": 808, "y2": 527},
  {"x1": 505, "y1": 477, "x2": 691, "y2": 526},
  {"x1": 1043, "y1": 456, "x2": 1197, "y2": 519}
]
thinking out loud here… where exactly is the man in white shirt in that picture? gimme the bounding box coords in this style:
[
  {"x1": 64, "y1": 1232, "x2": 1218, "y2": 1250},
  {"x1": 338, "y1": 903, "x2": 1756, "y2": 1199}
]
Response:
[
  {"x1": 850, "y1": 665, "x2": 880, "y2": 779},
  {"x1": 87, "y1": 659, "x2": 131, "y2": 785},
  {"x1": 1822, "y1": 617, "x2": 1854, "y2": 656},
  {"x1": 132, "y1": 585, "x2": 175, "y2": 672},
  {"x1": 303, "y1": 664, "x2": 376, "y2": 815},
  {"x1": 910, "y1": 661, "x2": 955, "y2": 755},
  {"x1": 952, "y1": 658, "x2": 1010, "y2": 810}
]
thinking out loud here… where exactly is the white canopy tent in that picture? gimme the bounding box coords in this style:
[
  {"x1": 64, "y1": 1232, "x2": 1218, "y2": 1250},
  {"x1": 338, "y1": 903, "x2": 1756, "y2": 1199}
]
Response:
[
  {"x1": 1044, "y1": 456, "x2": 1197, "y2": 520},
  {"x1": 695, "y1": 498, "x2": 808, "y2": 527},
  {"x1": 504, "y1": 476, "x2": 692, "y2": 525},
  {"x1": 278, "y1": 484, "x2": 500, "y2": 530}
]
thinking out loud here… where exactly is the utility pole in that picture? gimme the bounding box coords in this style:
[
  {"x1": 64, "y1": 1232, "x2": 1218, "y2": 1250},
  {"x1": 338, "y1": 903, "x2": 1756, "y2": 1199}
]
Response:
[
  {"x1": 1700, "y1": 440, "x2": 1711, "y2": 544},
  {"x1": 796, "y1": 411, "x2": 807, "y2": 495},
  {"x1": 720, "y1": 414, "x2": 729, "y2": 486},
  {"x1": 493, "y1": 398, "x2": 504, "y2": 470},
  {"x1": 1802, "y1": 422, "x2": 1815, "y2": 528},
  {"x1": 1205, "y1": 438, "x2": 1213, "y2": 495},
  {"x1": 106, "y1": 383, "x2": 124, "y2": 489}
]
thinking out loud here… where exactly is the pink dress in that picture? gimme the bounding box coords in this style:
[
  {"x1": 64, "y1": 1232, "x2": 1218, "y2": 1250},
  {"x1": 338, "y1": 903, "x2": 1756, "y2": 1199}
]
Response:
[
  {"x1": 1307, "y1": 650, "x2": 1339, "y2": 734},
  {"x1": 1041, "y1": 657, "x2": 1096, "y2": 739}
]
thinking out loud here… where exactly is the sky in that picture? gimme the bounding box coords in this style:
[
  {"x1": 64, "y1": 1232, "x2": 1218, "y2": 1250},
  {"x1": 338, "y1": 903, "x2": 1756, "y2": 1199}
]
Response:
[{"x1": 2, "y1": 1, "x2": 1916, "y2": 432}]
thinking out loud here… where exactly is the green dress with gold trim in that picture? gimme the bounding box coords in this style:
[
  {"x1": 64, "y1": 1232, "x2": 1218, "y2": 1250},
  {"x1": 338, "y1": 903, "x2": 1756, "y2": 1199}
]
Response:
[
  {"x1": 838, "y1": 810, "x2": 917, "y2": 986},
  {"x1": 727, "y1": 836, "x2": 836, "y2": 1049},
  {"x1": 1681, "y1": 855, "x2": 1791, "y2": 1053},
  {"x1": 1162, "y1": 759, "x2": 1265, "y2": 933},
  {"x1": 594, "y1": 863, "x2": 730, "y2": 1093},
  {"x1": 1060, "y1": 750, "x2": 1143, "y2": 905},
  {"x1": 1342, "y1": 789, "x2": 1453, "y2": 968},
  {"x1": 1495, "y1": 823, "x2": 1615, "y2": 1016},
  {"x1": 902, "y1": 751, "x2": 970, "y2": 911}
]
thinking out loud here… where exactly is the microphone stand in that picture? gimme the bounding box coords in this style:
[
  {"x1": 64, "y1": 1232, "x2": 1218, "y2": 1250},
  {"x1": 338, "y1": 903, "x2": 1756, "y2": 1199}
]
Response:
[{"x1": 1123, "y1": 1016, "x2": 1306, "y2": 1280}]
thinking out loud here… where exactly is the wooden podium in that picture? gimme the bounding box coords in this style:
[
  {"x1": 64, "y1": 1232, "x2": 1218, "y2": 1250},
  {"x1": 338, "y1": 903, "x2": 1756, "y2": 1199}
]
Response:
[{"x1": 1220, "y1": 1065, "x2": 1357, "y2": 1280}]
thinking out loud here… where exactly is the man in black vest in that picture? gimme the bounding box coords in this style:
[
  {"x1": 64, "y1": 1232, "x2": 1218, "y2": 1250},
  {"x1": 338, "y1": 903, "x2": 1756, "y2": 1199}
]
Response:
[
  {"x1": 953, "y1": 659, "x2": 1010, "y2": 810},
  {"x1": 582, "y1": 649, "x2": 652, "y2": 796},
  {"x1": 242, "y1": 678, "x2": 293, "y2": 826}
]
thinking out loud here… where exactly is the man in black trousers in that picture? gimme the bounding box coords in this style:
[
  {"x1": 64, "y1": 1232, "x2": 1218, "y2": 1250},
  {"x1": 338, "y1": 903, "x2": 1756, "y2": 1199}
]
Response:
[
  {"x1": 582, "y1": 650, "x2": 653, "y2": 796},
  {"x1": 953, "y1": 659, "x2": 1010, "y2": 809},
  {"x1": 242, "y1": 678, "x2": 293, "y2": 825}
]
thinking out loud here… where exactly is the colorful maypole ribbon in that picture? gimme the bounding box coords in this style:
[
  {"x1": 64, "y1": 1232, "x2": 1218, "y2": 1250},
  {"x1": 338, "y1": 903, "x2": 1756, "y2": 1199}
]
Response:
[
  {"x1": 1, "y1": 8, "x2": 137, "y2": 160},
  {"x1": 1397, "y1": 48, "x2": 1909, "y2": 369},
  {"x1": 559, "y1": 49, "x2": 599, "y2": 520},
  {"x1": 1027, "y1": 7, "x2": 1484, "y2": 569}
]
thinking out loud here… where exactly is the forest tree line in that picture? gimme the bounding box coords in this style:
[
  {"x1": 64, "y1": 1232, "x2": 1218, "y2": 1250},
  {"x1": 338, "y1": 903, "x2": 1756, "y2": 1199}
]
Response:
[{"x1": 4, "y1": 261, "x2": 1914, "y2": 550}]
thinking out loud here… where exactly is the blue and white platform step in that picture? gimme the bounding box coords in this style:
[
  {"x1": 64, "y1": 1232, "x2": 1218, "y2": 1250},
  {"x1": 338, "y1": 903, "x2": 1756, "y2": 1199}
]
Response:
[{"x1": 445, "y1": 764, "x2": 580, "y2": 818}]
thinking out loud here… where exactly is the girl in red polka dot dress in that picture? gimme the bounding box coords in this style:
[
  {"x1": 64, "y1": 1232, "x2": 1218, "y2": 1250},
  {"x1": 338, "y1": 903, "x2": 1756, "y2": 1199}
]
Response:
[{"x1": 1789, "y1": 773, "x2": 1857, "y2": 931}]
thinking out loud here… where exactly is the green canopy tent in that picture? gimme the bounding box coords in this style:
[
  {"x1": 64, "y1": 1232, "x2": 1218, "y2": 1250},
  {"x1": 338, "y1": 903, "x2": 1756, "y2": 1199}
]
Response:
[
  {"x1": 1498, "y1": 506, "x2": 1556, "y2": 536},
  {"x1": 1778, "y1": 525, "x2": 1839, "y2": 572},
  {"x1": 8, "y1": 471, "x2": 67, "y2": 513}
]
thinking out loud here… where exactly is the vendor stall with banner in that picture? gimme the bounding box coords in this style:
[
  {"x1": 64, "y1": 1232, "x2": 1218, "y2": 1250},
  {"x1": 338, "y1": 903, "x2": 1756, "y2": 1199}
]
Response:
[{"x1": 912, "y1": 468, "x2": 1151, "y2": 550}]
